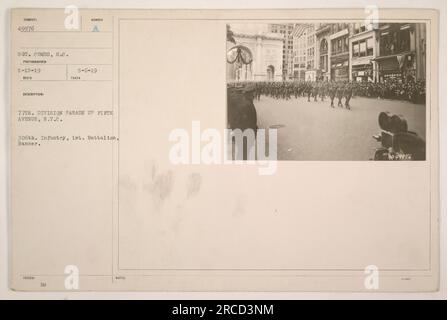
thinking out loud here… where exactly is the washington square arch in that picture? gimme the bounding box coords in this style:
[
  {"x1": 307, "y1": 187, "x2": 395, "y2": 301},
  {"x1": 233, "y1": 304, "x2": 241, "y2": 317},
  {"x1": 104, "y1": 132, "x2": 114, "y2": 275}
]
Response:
[{"x1": 226, "y1": 24, "x2": 284, "y2": 82}]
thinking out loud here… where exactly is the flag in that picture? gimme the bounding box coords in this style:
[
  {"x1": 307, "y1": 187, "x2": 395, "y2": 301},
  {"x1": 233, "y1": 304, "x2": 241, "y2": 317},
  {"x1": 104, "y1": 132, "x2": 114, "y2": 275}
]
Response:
[
  {"x1": 396, "y1": 54, "x2": 405, "y2": 69},
  {"x1": 292, "y1": 23, "x2": 313, "y2": 38}
]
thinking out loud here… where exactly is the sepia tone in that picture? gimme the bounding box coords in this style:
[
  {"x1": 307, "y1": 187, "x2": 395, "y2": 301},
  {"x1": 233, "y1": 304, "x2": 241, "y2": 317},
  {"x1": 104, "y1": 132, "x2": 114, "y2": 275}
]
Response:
[
  {"x1": 226, "y1": 22, "x2": 426, "y2": 161},
  {"x1": 9, "y1": 8, "x2": 439, "y2": 292}
]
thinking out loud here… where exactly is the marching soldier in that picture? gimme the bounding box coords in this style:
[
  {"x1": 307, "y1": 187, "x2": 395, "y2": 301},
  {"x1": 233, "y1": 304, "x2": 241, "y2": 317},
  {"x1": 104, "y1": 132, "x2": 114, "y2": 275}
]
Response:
[
  {"x1": 313, "y1": 83, "x2": 319, "y2": 102},
  {"x1": 255, "y1": 83, "x2": 262, "y2": 101},
  {"x1": 336, "y1": 83, "x2": 344, "y2": 107},
  {"x1": 307, "y1": 82, "x2": 312, "y2": 102},
  {"x1": 319, "y1": 82, "x2": 326, "y2": 102},
  {"x1": 344, "y1": 83, "x2": 353, "y2": 110},
  {"x1": 329, "y1": 82, "x2": 336, "y2": 108}
]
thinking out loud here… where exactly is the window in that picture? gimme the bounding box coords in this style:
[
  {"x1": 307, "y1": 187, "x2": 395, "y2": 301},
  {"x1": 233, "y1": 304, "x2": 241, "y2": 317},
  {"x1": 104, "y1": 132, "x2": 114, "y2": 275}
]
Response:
[
  {"x1": 352, "y1": 37, "x2": 374, "y2": 58},
  {"x1": 399, "y1": 26, "x2": 411, "y2": 52},
  {"x1": 320, "y1": 55, "x2": 327, "y2": 71},
  {"x1": 379, "y1": 25, "x2": 412, "y2": 56},
  {"x1": 366, "y1": 37, "x2": 374, "y2": 56},
  {"x1": 359, "y1": 40, "x2": 366, "y2": 57},
  {"x1": 332, "y1": 35, "x2": 348, "y2": 55},
  {"x1": 320, "y1": 39, "x2": 328, "y2": 54},
  {"x1": 354, "y1": 22, "x2": 366, "y2": 33},
  {"x1": 352, "y1": 42, "x2": 359, "y2": 57}
]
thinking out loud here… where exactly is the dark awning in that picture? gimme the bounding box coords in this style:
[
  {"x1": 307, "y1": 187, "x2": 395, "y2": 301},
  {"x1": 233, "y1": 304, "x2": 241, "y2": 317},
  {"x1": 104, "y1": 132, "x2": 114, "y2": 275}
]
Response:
[{"x1": 372, "y1": 51, "x2": 414, "y2": 62}]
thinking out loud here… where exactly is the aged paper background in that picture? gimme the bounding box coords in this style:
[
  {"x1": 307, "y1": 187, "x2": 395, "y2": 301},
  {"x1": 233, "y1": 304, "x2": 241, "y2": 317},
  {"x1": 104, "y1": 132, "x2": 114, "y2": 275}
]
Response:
[{"x1": 7, "y1": 6, "x2": 440, "y2": 293}]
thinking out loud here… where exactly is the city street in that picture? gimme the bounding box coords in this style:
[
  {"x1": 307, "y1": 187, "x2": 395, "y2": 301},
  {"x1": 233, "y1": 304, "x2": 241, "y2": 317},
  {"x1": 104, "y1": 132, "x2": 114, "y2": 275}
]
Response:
[{"x1": 255, "y1": 95, "x2": 426, "y2": 160}]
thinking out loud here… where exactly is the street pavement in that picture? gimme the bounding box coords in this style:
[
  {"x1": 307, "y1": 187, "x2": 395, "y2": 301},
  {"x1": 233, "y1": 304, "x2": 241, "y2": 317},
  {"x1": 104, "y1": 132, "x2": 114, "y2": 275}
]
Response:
[{"x1": 254, "y1": 95, "x2": 426, "y2": 160}]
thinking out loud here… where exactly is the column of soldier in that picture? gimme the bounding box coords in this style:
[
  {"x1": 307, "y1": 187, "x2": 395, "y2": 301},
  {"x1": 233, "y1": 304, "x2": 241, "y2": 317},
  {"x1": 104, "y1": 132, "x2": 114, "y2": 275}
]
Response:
[
  {"x1": 246, "y1": 79, "x2": 426, "y2": 107},
  {"x1": 252, "y1": 81, "x2": 354, "y2": 110}
]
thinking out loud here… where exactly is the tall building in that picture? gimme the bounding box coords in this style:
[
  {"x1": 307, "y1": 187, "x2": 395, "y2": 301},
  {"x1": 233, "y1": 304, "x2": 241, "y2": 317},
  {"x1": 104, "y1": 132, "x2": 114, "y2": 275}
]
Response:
[
  {"x1": 315, "y1": 23, "x2": 356, "y2": 82},
  {"x1": 292, "y1": 24, "x2": 309, "y2": 81},
  {"x1": 292, "y1": 24, "x2": 317, "y2": 81},
  {"x1": 328, "y1": 23, "x2": 352, "y2": 81},
  {"x1": 315, "y1": 23, "x2": 332, "y2": 80},
  {"x1": 305, "y1": 24, "x2": 317, "y2": 81},
  {"x1": 268, "y1": 23, "x2": 295, "y2": 80},
  {"x1": 349, "y1": 22, "x2": 378, "y2": 82}
]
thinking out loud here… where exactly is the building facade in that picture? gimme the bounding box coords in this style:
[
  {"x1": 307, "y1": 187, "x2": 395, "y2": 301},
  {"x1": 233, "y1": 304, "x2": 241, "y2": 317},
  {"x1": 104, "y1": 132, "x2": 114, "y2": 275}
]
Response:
[
  {"x1": 349, "y1": 22, "x2": 378, "y2": 82},
  {"x1": 268, "y1": 23, "x2": 295, "y2": 80},
  {"x1": 227, "y1": 22, "x2": 426, "y2": 83},
  {"x1": 315, "y1": 23, "x2": 332, "y2": 81},
  {"x1": 374, "y1": 23, "x2": 426, "y2": 82},
  {"x1": 291, "y1": 24, "x2": 318, "y2": 81},
  {"x1": 226, "y1": 30, "x2": 284, "y2": 82},
  {"x1": 315, "y1": 23, "x2": 354, "y2": 81},
  {"x1": 304, "y1": 24, "x2": 317, "y2": 81},
  {"x1": 292, "y1": 24, "x2": 309, "y2": 81},
  {"x1": 329, "y1": 23, "x2": 352, "y2": 82}
]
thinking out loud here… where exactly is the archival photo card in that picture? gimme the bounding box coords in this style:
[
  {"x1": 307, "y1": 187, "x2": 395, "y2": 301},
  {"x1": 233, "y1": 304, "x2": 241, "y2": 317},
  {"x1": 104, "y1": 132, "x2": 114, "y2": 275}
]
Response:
[
  {"x1": 9, "y1": 8, "x2": 439, "y2": 292},
  {"x1": 226, "y1": 22, "x2": 427, "y2": 161}
]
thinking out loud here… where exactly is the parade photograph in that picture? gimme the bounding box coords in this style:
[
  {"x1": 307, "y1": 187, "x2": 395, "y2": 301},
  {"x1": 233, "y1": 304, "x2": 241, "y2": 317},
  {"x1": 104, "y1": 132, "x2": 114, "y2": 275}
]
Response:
[{"x1": 226, "y1": 22, "x2": 427, "y2": 161}]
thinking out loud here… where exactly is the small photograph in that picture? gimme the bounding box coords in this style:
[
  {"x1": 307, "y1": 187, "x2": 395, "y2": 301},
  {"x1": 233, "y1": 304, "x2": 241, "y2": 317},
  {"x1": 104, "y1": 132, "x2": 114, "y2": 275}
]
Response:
[{"x1": 226, "y1": 22, "x2": 427, "y2": 161}]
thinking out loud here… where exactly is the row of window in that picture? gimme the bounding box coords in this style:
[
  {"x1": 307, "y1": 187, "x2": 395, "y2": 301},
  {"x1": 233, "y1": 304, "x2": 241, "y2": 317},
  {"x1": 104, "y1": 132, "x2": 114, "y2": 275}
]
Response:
[
  {"x1": 294, "y1": 36, "x2": 374, "y2": 59},
  {"x1": 331, "y1": 23, "x2": 350, "y2": 34},
  {"x1": 293, "y1": 39, "x2": 374, "y2": 63},
  {"x1": 294, "y1": 55, "x2": 306, "y2": 63},
  {"x1": 379, "y1": 26, "x2": 412, "y2": 56},
  {"x1": 294, "y1": 63, "x2": 306, "y2": 69},
  {"x1": 331, "y1": 35, "x2": 349, "y2": 55},
  {"x1": 307, "y1": 47, "x2": 315, "y2": 57},
  {"x1": 307, "y1": 35, "x2": 315, "y2": 46},
  {"x1": 352, "y1": 37, "x2": 374, "y2": 57},
  {"x1": 289, "y1": 25, "x2": 414, "y2": 68}
]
